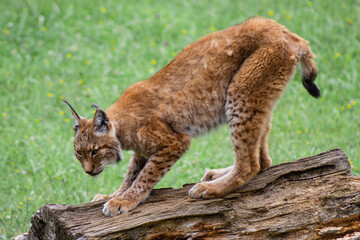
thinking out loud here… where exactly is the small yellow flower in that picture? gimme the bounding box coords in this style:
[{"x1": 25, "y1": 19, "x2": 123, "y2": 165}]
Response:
[
  {"x1": 356, "y1": 167, "x2": 358, "y2": 170},
  {"x1": 110, "y1": 40, "x2": 115, "y2": 44},
  {"x1": 85, "y1": 60, "x2": 90, "y2": 65},
  {"x1": 35, "y1": 118, "x2": 39, "y2": 122},
  {"x1": 268, "y1": 11, "x2": 274, "y2": 16},
  {"x1": 78, "y1": 79, "x2": 84, "y2": 85},
  {"x1": 20, "y1": 202, "x2": 24, "y2": 205},
  {"x1": 66, "y1": 53, "x2": 72, "y2": 58},
  {"x1": 111, "y1": 46, "x2": 116, "y2": 51},
  {"x1": 313, "y1": 16, "x2": 318, "y2": 21},
  {"x1": 41, "y1": 27, "x2": 47, "y2": 31},
  {"x1": 322, "y1": 97, "x2": 325, "y2": 101},
  {"x1": 353, "y1": 101, "x2": 356, "y2": 106},
  {"x1": 350, "y1": 161, "x2": 353, "y2": 164},
  {"x1": 345, "y1": 17, "x2": 353, "y2": 25},
  {"x1": 85, "y1": 88, "x2": 91, "y2": 92},
  {"x1": 210, "y1": 26, "x2": 217, "y2": 31},
  {"x1": 65, "y1": 118, "x2": 70, "y2": 122},
  {"x1": 60, "y1": 111, "x2": 65, "y2": 115},
  {"x1": 45, "y1": 60, "x2": 50, "y2": 65},
  {"x1": 18, "y1": 206, "x2": 21, "y2": 209},
  {"x1": 47, "y1": 93, "x2": 53, "y2": 97},
  {"x1": 341, "y1": 106, "x2": 345, "y2": 110},
  {"x1": 347, "y1": 104, "x2": 352, "y2": 109},
  {"x1": 99, "y1": 20, "x2": 103, "y2": 25},
  {"x1": 24, "y1": 134, "x2": 28, "y2": 138},
  {"x1": 6, "y1": 107, "x2": 9, "y2": 111},
  {"x1": 306, "y1": 140, "x2": 310, "y2": 145},
  {"x1": 4, "y1": 29, "x2": 9, "y2": 34},
  {"x1": 57, "y1": 176, "x2": 61, "y2": 180},
  {"x1": 148, "y1": 68, "x2": 153, "y2": 73},
  {"x1": 27, "y1": 197, "x2": 30, "y2": 201},
  {"x1": 307, "y1": 2, "x2": 313, "y2": 7},
  {"x1": 151, "y1": 42, "x2": 156, "y2": 47},
  {"x1": 334, "y1": 52, "x2": 340, "y2": 59},
  {"x1": 10, "y1": 162, "x2": 14, "y2": 165},
  {"x1": 16, "y1": 169, "x2": 20, "y2": 172},
  {"x1": 172, "y1": 52, "x2": 176, "y2": 56},
  {"x1": 305, "y1": 128, "x2": 309, "y2": 132},
  {"x1": 297, "y1": 130, "x2": 302, "y2": 133},
  {"x1": 2, "y1": 113, "x2": 6, "y2": 117},
  {"x1": 92, "y1": 110, "x2": 96, "y2": 114},
  {"x1": 315, "y1": 130, "x2": 319, "y2": 134},
  {"x1": 151, "y1": 60, "x2": 157, "y2": 65},
  {"x1": 182, "y1": 29, "x2": 188, "y2": 35},
  {"x1": 100, "y1": 7, "x2": 107, "y2": 14},
  {"x1": 49, "y1": 81, "x2": 53, "y2": 87},
  {"x1": 60, "y1": 79, "x2": 64, "y2": 84}
]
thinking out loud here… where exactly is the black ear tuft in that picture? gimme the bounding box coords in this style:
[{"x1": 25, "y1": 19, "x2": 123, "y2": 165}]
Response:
[
  {"x1": 93, "y1": 109, "x2": 109, "y2": 134},
  {"x1": 62, "y1": 99, "x2": 83, "y2": 134}
]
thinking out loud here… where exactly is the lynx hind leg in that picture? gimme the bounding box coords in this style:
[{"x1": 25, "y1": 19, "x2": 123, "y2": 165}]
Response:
[
  {"x1": 190, "y1": 46, "x2": 296, "y2": 199},
  {"x1": 201, "y1": 166, "x2": 233, "y2": 182},
  {"x1": 260, "y1": 120, "x2": 272, "y2": 171}
]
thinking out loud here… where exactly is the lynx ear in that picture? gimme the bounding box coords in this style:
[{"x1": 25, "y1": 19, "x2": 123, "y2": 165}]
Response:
[
  {"x1": 92, "y1": 104, "x2": 109, "y2": 134},
  {"x1": 62, "y1": 99, "x2": 83, "y2": 134}
]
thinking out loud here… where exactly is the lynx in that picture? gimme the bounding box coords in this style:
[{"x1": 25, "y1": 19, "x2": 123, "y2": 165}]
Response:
[{"x1": 64, "y1": 17, "x2": 319, "y2": 217}]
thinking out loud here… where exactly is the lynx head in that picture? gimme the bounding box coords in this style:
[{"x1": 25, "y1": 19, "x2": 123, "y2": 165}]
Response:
[{"x1": 63, "y1": 99, "x2": 123, "y2": 177}]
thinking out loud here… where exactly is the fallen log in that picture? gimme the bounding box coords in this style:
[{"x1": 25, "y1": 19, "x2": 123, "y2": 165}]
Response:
[{"x1": 23, "y1": 148, "x2": 360, "y2": 239}]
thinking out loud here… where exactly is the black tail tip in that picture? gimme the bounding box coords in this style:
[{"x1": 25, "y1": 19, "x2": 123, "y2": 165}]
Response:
[{"x1": 302, "y1": 79, "x2": 321, "y2": 98}]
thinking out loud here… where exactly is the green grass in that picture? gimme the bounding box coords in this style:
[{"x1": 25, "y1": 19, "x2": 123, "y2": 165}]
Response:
[{"x1": 1, "y1": 0, "x2": 359, "y2": 238}]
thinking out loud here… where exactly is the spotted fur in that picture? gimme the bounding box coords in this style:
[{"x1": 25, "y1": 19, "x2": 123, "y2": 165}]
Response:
[{"x1": 64, "y1": 17, "x2": 319, "y2": 216}]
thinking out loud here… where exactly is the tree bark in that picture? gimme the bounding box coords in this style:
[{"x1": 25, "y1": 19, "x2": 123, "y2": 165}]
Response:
[{"x1": 22, "y1": 148, "x2": 360, "y2": 240}]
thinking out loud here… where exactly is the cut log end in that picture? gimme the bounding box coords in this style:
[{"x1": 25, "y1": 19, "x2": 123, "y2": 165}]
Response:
[{"x1": 21, "y1": 149, "x2": 360, "y2": 239}]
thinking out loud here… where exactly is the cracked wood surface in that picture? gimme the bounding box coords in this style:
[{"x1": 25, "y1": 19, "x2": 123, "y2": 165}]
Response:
[{"x1": 24, "y1": 148, "x2": 360, "y2": 239}]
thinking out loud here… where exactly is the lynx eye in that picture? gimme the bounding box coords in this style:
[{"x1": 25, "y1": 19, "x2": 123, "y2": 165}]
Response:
[
  {"x1": 75, "y1": 150, "x2": 82, "y2": 157},
  {"x1": 91, "y1": 149, "x2": 99, "y2": 157}
]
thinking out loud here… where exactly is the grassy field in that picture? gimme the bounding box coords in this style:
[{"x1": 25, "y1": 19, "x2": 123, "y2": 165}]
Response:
[{"x1": 1, "y1": 0, "x2": 359, "y2": 238}]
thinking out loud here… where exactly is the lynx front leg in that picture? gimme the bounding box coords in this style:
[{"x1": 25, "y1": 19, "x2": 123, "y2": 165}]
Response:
[
  {"x1": 91, "y1": 153, "x2": 147, "y2": 202},
  {"x1": 103, "y1": 123, "x2": 190, "y2": 216},
  {"x1": 110, "y1": 153, "x2": 147, "y2": 198}
]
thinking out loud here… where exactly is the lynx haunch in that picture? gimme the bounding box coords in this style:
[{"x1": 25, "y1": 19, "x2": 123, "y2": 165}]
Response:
[{"x1": 64, "y1": 17, "x2": 320, "y2": 217}]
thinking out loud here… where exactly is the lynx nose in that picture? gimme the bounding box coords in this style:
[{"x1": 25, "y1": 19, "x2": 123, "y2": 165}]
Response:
[{"x1": 83, "y1": 162, "x2": 94, "y2": 175}]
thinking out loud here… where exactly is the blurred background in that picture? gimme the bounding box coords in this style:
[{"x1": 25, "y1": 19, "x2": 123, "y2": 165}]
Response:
[{"x1": 1, "y1": 0, "x2": 359, "y2": 238}]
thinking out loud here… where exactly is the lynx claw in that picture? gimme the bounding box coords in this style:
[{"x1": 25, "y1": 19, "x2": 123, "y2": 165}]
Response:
[
  {"x1": 91, "y1": 193, "x2": 110, "y2": 202},
  {"x1": 102, "y1": 198, "x2": 137, "y2": 217}
]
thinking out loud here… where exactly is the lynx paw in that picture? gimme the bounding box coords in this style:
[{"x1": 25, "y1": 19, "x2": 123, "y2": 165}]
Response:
[
  {"x1": 189, "y1": 182, "x2": 225, "y2": 199},
  {"x1": 91, "y1": 193, "x2": 110, "y2": 202},
  {"x1": 102, "y1": 198, "x2": 137, "y2": 217},
  {"x1": 201, "y1": 170, "x2": 225, "y2": 182}
]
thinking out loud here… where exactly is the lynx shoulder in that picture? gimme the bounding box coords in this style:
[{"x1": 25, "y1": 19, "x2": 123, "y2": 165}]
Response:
[{"x1": 64, "y1": 17, "x2": 319, "y2": 216}]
